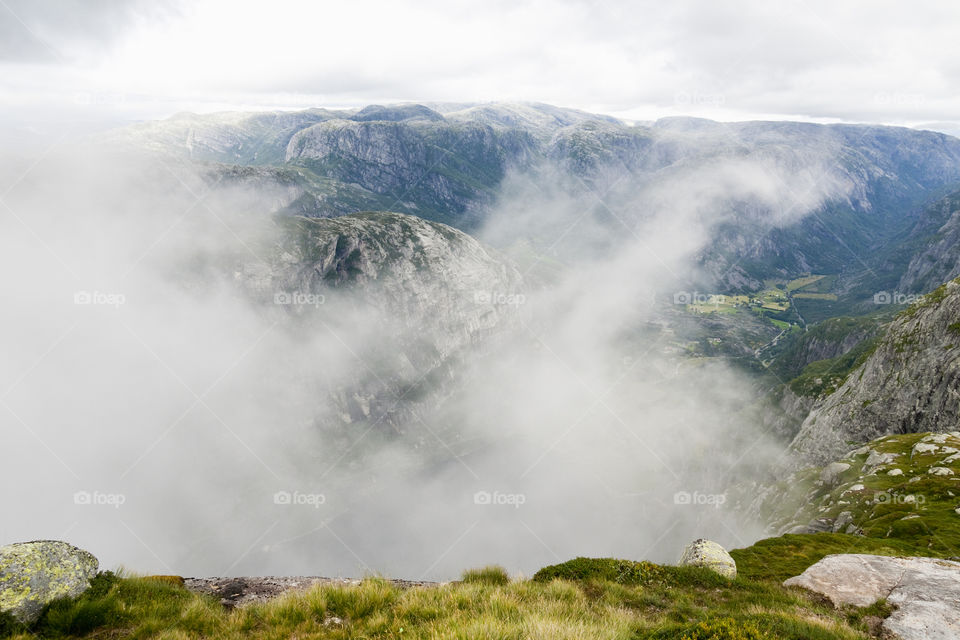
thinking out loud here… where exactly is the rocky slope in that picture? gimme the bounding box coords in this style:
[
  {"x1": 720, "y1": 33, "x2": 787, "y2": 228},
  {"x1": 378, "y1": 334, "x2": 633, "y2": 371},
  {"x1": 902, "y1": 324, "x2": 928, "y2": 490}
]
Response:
[
  {"x1": 760, "y1": 431, "x2": 960, "y2": 542},
  {"x1": 896, "y1": 190, "x2": 960, "y2": 294},
  {"x1": 790, "y1": 279, "x2": 960, "y2": 463}
]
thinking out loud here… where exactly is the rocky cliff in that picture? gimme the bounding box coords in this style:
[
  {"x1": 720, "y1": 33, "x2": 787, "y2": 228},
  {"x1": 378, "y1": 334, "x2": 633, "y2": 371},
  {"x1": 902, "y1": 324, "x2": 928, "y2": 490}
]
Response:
[{"x1": 790, "y1": 279, "x2": 960, "y2": 463}]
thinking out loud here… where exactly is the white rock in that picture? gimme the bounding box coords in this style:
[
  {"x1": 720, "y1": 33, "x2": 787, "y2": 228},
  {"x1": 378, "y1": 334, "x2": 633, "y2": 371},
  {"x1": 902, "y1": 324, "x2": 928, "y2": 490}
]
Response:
[
  {"x1": 913, "y1": 442, "x2": 940, "y2": 455},
  {"x1": 929, "y1": 467, "x2": 955, "y2": 476},
  {"x1": 677, "y1": 539, "x2": 736, "y2": 579},
  {"x1": 784, "y1": 554, "x2": 960, "y2": 640},
  {"x1": 820, "y1": 462, "x2": 850, "y2": 486},
  {"x1": 888, "y1": 468, "x2": 904, "y2": 476}
]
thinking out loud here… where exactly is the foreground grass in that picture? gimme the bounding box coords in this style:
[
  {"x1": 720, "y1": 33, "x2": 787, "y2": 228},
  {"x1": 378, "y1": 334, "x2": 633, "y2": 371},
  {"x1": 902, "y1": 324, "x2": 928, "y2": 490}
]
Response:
[{"x1": 0, "y1": 557, "x2": 883, "y2": 640}]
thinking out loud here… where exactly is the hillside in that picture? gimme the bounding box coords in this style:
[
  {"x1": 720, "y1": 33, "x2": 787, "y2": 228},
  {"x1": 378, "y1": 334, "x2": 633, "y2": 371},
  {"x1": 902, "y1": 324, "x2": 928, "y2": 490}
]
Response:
[{"x1": 791, "y1": 278, "x2": 960, "y2": 463}]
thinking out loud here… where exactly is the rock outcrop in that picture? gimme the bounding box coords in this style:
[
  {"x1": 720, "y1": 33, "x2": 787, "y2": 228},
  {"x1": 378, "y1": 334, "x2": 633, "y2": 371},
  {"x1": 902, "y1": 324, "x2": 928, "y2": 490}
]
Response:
[
  {"x1": 678, "y1": 539, "x2": 737, "y2": 579},
  {"x1": 0, "y1": 540, "x2": 99, "y2": 625},
  {"x1": 784, "y1": 554, "x2": 960, "y2": 640},
  {"x1": 791, "y1": 279, "x2": 960, "y2": 463}
]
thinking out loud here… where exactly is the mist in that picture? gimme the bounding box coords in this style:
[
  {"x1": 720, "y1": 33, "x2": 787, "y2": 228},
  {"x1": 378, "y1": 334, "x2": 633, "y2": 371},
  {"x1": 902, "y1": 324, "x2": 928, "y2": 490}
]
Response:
[{"x1": 0, "y1": 130, "x2": 844, "y2": 580}]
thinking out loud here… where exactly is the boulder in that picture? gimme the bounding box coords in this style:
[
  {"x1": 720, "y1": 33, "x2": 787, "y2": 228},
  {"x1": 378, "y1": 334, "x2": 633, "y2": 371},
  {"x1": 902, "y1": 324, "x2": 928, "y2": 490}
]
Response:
[
  {"x1": 820, "y1": 462, "x2": 850, "y2": 486},
  {"x1": 0, "y1": 540, "x2": 99, "y2": 625},
  {"x1": 678, "y1": 539, "x2": 736, "y2": 579},
  {"x1": 784, "y1": 554, "x2": 960, "y2": 640}
]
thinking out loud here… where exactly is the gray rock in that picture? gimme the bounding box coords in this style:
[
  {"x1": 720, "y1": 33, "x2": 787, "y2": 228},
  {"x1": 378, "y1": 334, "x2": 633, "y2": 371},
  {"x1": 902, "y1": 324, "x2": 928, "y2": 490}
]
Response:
[
  {"x1": 678, "y1": 539, "x2": 736, "y2": 579},
  {"x1": 832, "y1": 511, "x2": 854, "y2": 533},
  {"x1": 0, "y1": 540, "x2": 99, "y2": 625},
  {"x1": 791, "y1": 279, "x2": 960, "y2": 464},
  {"x1": 784, "y1": 554, "x2": 960, "y2": 640},
  {"x1": 820, "y1": 462, "x2": 850, "y2": 486}
]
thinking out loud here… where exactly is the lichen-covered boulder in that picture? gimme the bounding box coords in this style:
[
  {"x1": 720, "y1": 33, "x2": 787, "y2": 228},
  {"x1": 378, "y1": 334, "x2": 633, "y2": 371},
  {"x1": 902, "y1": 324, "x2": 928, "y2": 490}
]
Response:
[
  {"x1": 0, "y1": 540, "x2": 99, "y2": 624},
  {"x1": 678, "y1": 539, "x2": 737, "y2": 578}
]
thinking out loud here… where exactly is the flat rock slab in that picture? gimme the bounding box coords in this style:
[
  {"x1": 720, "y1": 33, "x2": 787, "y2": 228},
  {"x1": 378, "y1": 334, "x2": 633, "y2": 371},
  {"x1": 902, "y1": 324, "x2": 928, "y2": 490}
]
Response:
[
  {"x1": 184, "y1": 576, "x2": 438, "y2": 608},
  {"x1": 784, "y1": 554, "x2": 960, "y2": 640}
]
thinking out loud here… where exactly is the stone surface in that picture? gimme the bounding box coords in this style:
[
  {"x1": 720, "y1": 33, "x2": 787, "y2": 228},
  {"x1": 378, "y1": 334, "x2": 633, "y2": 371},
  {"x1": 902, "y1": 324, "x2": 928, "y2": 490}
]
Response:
[
  {"x1": 184, "y1": 576, "x2": 438, "y2": 608},
  {"x1": 0, "y1": 540, "x2": 99, "y2": 624},
  {"x1": 677, "y1": 539, "x2": 737, "y2": 579},
  {"x1": 784, "y1": 554, "x2": 960, "y2": 640}
]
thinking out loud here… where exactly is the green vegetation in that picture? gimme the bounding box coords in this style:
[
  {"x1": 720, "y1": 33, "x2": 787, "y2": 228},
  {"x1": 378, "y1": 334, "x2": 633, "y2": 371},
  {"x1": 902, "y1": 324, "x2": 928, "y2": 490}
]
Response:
[
  {"x1": 460, "y1": 565, "x2": 510, "y2": 586},
  {"x1": 759, "y1": 432, "x2": 960, "y2": 561},
  {"x1": 786, "y1": 335, "x2": 881, "y2": 397},
  {"x1": 532, "y1": 557, "x2": 665, "y2": 585},
  {"x1": 2, "y1": 559, "x2": 880, "y2": 640}
]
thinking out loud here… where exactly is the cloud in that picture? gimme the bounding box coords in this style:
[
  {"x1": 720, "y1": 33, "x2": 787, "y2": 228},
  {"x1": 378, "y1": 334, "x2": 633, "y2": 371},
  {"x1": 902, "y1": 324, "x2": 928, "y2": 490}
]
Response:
[{"x1": 2, "y1": 0, "x2": 960, "y2": 130}]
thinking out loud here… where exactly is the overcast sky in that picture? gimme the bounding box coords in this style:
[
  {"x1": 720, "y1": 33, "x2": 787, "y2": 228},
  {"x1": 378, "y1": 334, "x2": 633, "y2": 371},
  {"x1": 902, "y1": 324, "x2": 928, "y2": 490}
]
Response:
[{"x1": 1, "y1": 0, "x2": 959, "y2": 135}]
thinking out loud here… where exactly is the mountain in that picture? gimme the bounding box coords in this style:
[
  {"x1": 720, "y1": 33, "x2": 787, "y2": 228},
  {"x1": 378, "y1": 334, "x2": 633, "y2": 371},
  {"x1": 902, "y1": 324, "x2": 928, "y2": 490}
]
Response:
[
  {"x1": 790, "y1": 278, "x2": 960, "y2": 463},
  {"x1": 238, "y1": 211, "x2": 526, "y2": 438},
  {"x1": 105, "y1": 104, "x2": 960, "y2": 296}
]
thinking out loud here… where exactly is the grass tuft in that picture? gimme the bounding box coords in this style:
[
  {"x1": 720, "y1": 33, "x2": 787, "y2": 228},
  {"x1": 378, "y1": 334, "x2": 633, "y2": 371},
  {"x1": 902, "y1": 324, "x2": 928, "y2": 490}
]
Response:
[{"x1": 461, "y1": 565, "x2": 510, "y2": 586}]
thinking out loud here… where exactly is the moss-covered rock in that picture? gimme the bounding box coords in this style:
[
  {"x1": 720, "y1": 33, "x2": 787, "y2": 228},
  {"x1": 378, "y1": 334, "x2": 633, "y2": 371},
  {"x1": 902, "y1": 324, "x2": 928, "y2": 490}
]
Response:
[
  {"x1": 678, "y1": 539, "x2": 737, "y2": 579},
  {"x1": 0, "y1": 540, "x2": 98, "y2": 624}
]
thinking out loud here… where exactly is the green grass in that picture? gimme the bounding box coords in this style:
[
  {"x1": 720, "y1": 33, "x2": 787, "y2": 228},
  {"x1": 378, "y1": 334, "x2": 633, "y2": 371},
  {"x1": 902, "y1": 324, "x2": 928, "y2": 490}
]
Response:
[
  {"x1": 4, "y1": 559, "x2": 881, "y2": 640},
  {"x1": 754, "y1": 432, "x2": 960, "y2": 568},
  {"x1": 730, "y1": 533, "x2": 938, "y2": 583}
]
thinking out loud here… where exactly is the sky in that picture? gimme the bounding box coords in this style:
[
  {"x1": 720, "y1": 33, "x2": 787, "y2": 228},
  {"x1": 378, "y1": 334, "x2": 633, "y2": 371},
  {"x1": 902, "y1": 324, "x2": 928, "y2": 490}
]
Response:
[{"x1": 1, "y1": 0, "x2": 959, "y2": 137}]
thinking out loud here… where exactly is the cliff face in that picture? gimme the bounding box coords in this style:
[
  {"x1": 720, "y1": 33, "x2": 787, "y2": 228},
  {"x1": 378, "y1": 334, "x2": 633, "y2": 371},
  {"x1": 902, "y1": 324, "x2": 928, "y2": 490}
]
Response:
[
  {"x1": 790, "y1": 279, "x2": 960, "y2": 463},
  {"x1": 897, "y1": 191, "x2": 960, "y2": 294},
  {"x1": 236, "y1": 211, "x2": 525, "y2": 435}
]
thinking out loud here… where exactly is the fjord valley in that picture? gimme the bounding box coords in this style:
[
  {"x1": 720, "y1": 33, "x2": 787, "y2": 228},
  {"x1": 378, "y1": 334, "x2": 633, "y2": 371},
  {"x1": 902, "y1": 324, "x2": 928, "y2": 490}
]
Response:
[{"x1": 4, "y1": 101, "x2": 960, "y2": 640}]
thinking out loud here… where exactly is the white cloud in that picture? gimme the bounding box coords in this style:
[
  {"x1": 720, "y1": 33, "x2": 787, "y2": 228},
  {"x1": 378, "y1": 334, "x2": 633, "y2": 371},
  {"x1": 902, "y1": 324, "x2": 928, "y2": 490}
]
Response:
[{"x1": 1, "y1": 0, "x2": 959, "y2": 131}]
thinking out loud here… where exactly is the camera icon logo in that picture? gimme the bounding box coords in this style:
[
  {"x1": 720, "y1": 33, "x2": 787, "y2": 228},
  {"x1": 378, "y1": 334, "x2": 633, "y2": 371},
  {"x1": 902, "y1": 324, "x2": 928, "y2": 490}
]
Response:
[
  {"x1": 273, "y1": 490, "x2": 292, "y2": 505},
  {"x1": 673, "y1": 291, "x2": 692, "y2": 305},
  {"x1": 74, "y1": 291, "x2": 92, "y2": 305},
  {"x1": 873, "y1": 291, "x2": 892, "y2": 304},
  {"x1": 73, "y1": 490, "x2": 92, "y2": 505},
  {"x1": 673, "y1": 491, "x2": 692, "y2": 505},
  {"x1": 473, "y1": 490, "x2": 492, "y2": 505}
]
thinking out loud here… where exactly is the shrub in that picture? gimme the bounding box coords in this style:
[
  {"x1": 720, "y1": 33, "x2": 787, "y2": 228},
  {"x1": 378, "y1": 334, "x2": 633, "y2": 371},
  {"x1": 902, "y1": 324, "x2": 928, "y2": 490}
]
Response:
[
  {"x1": 532, "y1": 557, "x2": 664, "y2": 585},
  {"x1": 677, "y1": 617, "x2": 769, "y2": 640}
]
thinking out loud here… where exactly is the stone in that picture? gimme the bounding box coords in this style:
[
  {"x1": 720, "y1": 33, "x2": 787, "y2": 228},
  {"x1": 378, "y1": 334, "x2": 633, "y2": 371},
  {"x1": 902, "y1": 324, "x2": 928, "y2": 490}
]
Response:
[
  {"x1": 913, "y1": 442, "x2": 940, "y2": 455},
  {"x1": 929, "y1": 467, "x2": 954, "y2": 476},
  {"x1": 784, "y1": 554, "x2": 960, "y2": 640},
  {"x1": 832, "y1": 511, "x2": 854, "y2": 533},
  {"x1": 888, "y1": 468, "x2": 904, "y2": 476},
  {"x1": 0, "y1": 540, "x2": 99, "y2": 625},
  {"x1": 678, "y1": 539, "x2": 736, "y2": 579},
  {"x1": 820, "y1": 462, "x2": 850, "y2": 486}
]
